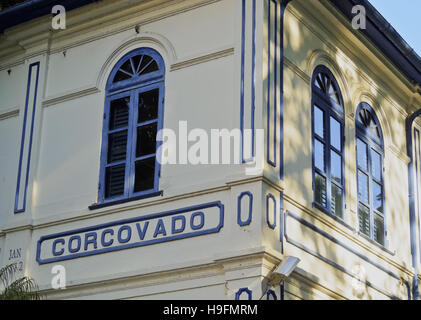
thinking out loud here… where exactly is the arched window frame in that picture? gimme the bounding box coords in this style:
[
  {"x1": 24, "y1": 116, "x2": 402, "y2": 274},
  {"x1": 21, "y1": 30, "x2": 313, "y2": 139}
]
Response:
[
  {"x1": 355, "y1": 102, "x2": 386, "y2": 246},
  {"x1": 95, "y1": 47, "x2": 165, "y2": 207},
  {"x1": 311, "y1": 65, "x2": 346, "y2": 219}
]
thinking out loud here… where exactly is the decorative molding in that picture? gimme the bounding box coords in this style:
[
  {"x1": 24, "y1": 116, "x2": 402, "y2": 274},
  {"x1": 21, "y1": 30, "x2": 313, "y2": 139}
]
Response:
[
  {"x1": 235, "y1": 287, "x2": 252, "y2": 300},
  {"x1": 286, "y1": 3, "x2": 411, "y2": 119},
  {"x1": 0, "y1": 107, "x2": 19, "y2": 120},
  {"x1": 170, "y1": 48, "x2": 234, "y2": 71},
  {"x1": 37, "y1": 201, "x2": 224, "y2": 264},
  {"x1": 266, "y1": 193, "x2": 277, "y2": 229},
  {"x1": 42, "y1": 86, "x2": 100, "y2": 108},
  {"x1": 284, "y1": 56, "x2": 310, "y2": 83},
  {"x1": 284, "y1": 210, "x2": 409, "y2": 300},
  {"x1": 237, "y1": 191, "x2": 253, "y2": 227},
  {"x1": 14, "y1": 61, "x2": 40, "y2": 214},
  {"x1": 283, "y1": 194, "x2": 415, "y2": 278}
]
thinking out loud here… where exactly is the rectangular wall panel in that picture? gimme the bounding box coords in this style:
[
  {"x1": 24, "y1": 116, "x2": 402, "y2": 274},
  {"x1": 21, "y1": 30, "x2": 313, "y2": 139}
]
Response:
[{"x1": 14, "y1": 62, "x2": 40, "y2": 213}]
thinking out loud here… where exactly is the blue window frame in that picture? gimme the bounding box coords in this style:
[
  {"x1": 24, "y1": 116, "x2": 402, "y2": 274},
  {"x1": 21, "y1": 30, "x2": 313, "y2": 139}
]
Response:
[
  {"x1": 355, "y1": 102, "x2": 385, "y2": 246},
  {"x1": 98, "y1": 48, "x2": 165, "y2": 205},
  {"x1": 311, "y1": 66, "x2": 345, "y2": 219}
]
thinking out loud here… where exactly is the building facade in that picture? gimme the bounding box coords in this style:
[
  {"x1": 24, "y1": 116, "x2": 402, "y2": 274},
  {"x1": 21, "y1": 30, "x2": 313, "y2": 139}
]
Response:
[{"x1": 0, "y1": 0, "x2": 421, "y2": 300}]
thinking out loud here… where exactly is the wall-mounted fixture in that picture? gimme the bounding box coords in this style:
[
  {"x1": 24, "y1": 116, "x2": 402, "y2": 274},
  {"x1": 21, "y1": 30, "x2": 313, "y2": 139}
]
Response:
[{"x1": 266, "y1": 256, "x2": 300, "y2": 287}]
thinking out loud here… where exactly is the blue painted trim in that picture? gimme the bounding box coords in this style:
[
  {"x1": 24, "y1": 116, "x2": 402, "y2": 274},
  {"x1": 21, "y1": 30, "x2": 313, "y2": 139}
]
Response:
[
  {"x1": 415, "y1": 128, "x2": 421, "y2": 265},
  {"x1": 284, "y1": 210, "x2": 410, "y2": 300},
  {"x1": 355, "y1": 102, "x2": 384, "y2": 148},
  {"x1": 235, "y1": 287, "x2": 252, "y2": 300},
  {"x1": 280, "y1": 191, "x2": 284, "y2": 253},
  {"x1": 266, "y1": 193, "x2": 276, "y2": 229},
  {"x1": 36, "y1": 201, "x2": 224, "y2": 264},
  {"x1": 406, "y1": 109, "x2": 421, "y2": 300},
  {"x1": 266, "y1": 289, "x2": 277, "y2": 300},
  {"x1": 311, "y1": 65, "x2": 345, "y2": 218},
  {"x1": 240, "y1": 0, "x2": 256, "y2": 163},
  {"x1": 355, "y1": 103, "x2": 386, "y2": 245},
  {"x1": 98, "y1": 47, "x2": 165, "y2": 205},
  {"x1": 279, "y1": 0, "x2": 291, "y2": 180},
  {"x1": 14, "y1": 61, "x2": 40, "y2": 214},
  {"x1": 266, "y1": 0, "x2": 278, "y2": 168},
  {"x1": 237, "y1": 191, "x2": 253, "y2": 227}
]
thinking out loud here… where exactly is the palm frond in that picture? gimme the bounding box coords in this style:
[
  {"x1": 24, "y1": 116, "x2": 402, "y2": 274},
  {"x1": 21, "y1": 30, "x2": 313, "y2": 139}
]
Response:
[{"x1": 0, "y1": 263, "x2": 42, "y2": 300}]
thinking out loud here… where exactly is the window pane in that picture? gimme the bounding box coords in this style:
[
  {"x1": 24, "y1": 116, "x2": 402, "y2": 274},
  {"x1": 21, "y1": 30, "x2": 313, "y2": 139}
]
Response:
[
  {"x1": 331, "y1": 184, "x2": 343, "y2": 218},
  {"x1": 138, "y1": 89, "x2": 159, "y2": 123},
  {"x1": 109, "y1": 97, "x2": 129, "y2": 130},
  {"x1": 315, "y1": 173, "x2": 327, "y2": 207},
  {"x1": 136, "y1": 123, "x2": 157, "y2": 158},
  {"x1": 105, "y1": 165, "x2": 125, "y2": 198},
  {"x1": 358, "y1": 203, "x2": 370, "y2": 237},
  {"x1": 371, "y1": 150, "x2": 382, "y2": 181},
  {"x1": 120, "y1": 59, "x2": 134, "y2": 75},
  {"x1": 373, "y1": 182, "x2": 383, "y2": 213},
  {"x1": 315, "y1": 139, "x2": 325, "y2": 172},
  {"x1": 134, "y1": 157, "x2": 156, "y2": 193},
  {"x1": 107, "y1": 130, "x2": 127, "y2": 163},
  {"x1": 314, "y1": 106, "x2": 324, "y2": 138},
  {"x1": 113, "y1": 70, "x2": 131, "y2": 83},
  {"x1": 374, "y1": 214, "x2": 385, "y2": 246},
  {"x1": 331, "y1": 150, "x2": 342, "y2": 184},
  {"x1": 330, "y1": 117, "x2": 341, "y2": 151},
  {"x1": 357, "y1": 139, "x2": 368, "y2": 171},
  {"x1": 358, "y1": 171, "x2": 369, "y2": 204},
  {"x1": 138, "y1": 55, "x2": 159, "y2": 75}
]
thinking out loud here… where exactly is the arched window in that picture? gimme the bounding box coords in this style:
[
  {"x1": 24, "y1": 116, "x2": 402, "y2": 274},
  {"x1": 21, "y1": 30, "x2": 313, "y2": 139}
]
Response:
[
  {"x1": 98, "y1": 48, "x2": 165, "y2": 204},
  {"x1": 312, "y1": 66, "x2": 345, "y2": 218},
  {"x1": 355, "y1": 103, "x2": 385, "y2": 245}
]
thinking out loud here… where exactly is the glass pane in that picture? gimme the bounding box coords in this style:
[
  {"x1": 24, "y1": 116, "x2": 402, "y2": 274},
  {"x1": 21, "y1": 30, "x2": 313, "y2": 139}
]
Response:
[
  {"x1": 331, "y1": 184, "x2": 343, "y2": 218},
  {"x1": 138, "y1": 89, "x2": 159, "y2": 123},
  {"x1": 374, "y1": 214, "x2": 385, "y2": 246},
  {"x1": 373, "y1": 182, "x2": 383, "y2": 213},
  {"x1": 372, "y1": 150, "x2": 382, "y2": 181},
  {"x1": 105, "y1": 165, "x2": 125, "y2": 198},
  {"x1": 358, "y1": 203, "x2": 370, "y2": 237},
  {"x1": 120, "y1": 59, "x2": 134, "y2": 75},
  {"x1": 331, "y1": 150, "x2": 342, "y2": 184},
  {"x1": 315, "y1": 173, "x2": 327, "y2": 207},
  {"x1": 132, "y1": 55, "x2": 142, "y2": 74},
  {"x1": 113, "y1": 70, "x2": 131, "y2": 83},
  {"x1": 107, "y1": 130, "x2": 127, "y2": 163},
  {"x1": 357, "y1": 139, "x2": 368, "y2": 171},
  {"x1": 330, "y1": 117, "x2": 341, "y2": 151},
  {"x1": 358, "y1": 171, "x2": 369, "y2": 204},
  {"x1": 138, "y1": 55, "x2": 158, "y2": 75},
  {"x1": 134, "y1": 157, "x2": 156, "y2": 193},
  {"x1": 136, "y1": 123, "x2": 157, "y2": 158},
  {"x1": 109, "y1": 97, "x2": 129, "y2": 130},
  {"x1": 314, "y1": 106, "x2": 324, "y2": 138},
  {"x1": 315, "y1": 140, "x2": 325, "y2": 172}
]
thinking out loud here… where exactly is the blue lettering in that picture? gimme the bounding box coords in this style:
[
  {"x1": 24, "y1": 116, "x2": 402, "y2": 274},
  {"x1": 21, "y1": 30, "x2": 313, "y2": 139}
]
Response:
[
  {"x1": 190, "y1": 212, "x2": 205, "y2": 230},
  {"x1": 68, "y1": 235, "x2": 81, "y2": 253},
  {"x1": 117, "y1": 225, "x2": 132, "y2": 243},
  {"x1": 52, "y1": 239, "x2": 65, "y2": 256},
  {"x1": 101, "y1": 229, "x2": 114, "y2": 247},
  {"x1": 84, "y1": 232, "x2": 98, "y2": 251},
  {"x1": 171, "y1": 215, "x2": 186, "y2": 234},
  {"x1": 136, "y1": 222, "x2": 149, "y2": 240},
  {"x1": 153, "y1": 219, "x2": 167, "y2": 238}
]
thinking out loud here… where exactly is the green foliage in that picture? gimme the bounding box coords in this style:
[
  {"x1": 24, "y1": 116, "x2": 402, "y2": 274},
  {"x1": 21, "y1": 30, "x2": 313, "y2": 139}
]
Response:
[{"x1": 0, "y1": 263, "x2": 42, "y2": 300}]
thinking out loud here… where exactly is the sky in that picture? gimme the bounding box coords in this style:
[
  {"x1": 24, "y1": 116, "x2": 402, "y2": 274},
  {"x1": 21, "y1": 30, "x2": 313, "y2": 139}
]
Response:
[{"x1": 369, "y1": 0, "x2": 421, "y2": 57}]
